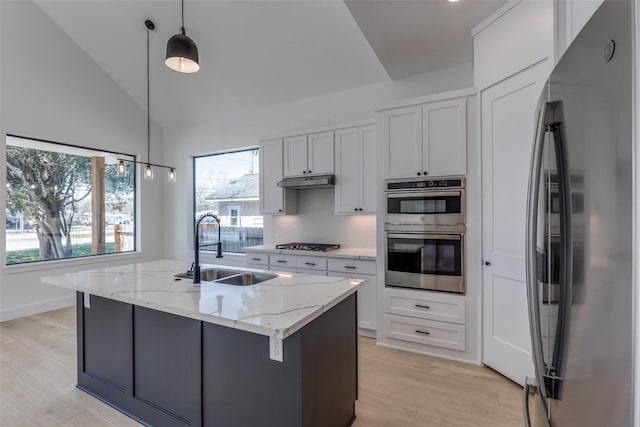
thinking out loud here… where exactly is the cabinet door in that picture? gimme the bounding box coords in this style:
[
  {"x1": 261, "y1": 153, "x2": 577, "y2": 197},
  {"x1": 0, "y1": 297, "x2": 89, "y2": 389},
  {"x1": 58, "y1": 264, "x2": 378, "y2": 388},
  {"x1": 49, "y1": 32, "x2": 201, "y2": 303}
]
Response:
[
  {"x1": 283, "y1": 135, "x2": 308, "y2": 177},
  {"x1": 422, "y1": 98, "x2": 467, "y2": 177},
  {"x1": 259, "y1": 139, "x2": 284, "y2": 214},
  {"x1": 380, "y1": 105, "x2": 422, "y2": 179},
  {"x1": 327, "y1": 271, "x2": 376, "y2": 331},
  {"x1": 307, "y1": 131, "x2": 334, "y2": 175},
  {"x1": 359, "y1": 125, "x2": 377, "y2": 213},
  {"x1": 334, "y1": 127, "x2": 360, "y2": 214}
]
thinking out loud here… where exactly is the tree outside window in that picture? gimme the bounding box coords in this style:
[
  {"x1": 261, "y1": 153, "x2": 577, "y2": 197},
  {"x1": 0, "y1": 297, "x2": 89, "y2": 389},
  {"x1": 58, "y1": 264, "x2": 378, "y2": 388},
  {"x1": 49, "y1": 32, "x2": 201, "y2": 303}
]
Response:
[{"x1": 5, "y1": 135, "x2": 136, "y2": 264}]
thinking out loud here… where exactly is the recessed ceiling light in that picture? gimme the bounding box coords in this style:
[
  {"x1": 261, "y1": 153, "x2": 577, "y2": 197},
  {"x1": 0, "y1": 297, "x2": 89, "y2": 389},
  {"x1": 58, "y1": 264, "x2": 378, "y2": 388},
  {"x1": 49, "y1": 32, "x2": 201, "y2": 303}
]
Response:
[{"x1": 448, "y1": 0, "x2": 460, "y2": 3}]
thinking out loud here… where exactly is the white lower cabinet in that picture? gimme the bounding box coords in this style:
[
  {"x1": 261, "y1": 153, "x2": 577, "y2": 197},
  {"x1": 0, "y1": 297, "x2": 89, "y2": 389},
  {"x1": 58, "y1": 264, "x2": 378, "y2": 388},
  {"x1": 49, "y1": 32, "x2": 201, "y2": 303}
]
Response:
[
  {"x1": 383, "y1": 314, "x2": 465, "y2": 351},
  {"x1": 245, "y1": 251, "x2": 376, "y2": 334},
  {"x1": 382, "y1": 288, "x2": 466, "y2": 353},
  {"x1": 328, "y1": 259, "x2": 376, "y2": 332}
]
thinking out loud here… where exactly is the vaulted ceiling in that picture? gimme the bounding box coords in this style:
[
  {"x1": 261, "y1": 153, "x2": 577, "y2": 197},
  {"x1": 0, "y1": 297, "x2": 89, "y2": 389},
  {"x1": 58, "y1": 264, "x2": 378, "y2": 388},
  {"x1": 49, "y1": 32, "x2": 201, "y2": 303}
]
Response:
[{"x1": 34, "y1": 0, "x2": 505, "y2": 129}]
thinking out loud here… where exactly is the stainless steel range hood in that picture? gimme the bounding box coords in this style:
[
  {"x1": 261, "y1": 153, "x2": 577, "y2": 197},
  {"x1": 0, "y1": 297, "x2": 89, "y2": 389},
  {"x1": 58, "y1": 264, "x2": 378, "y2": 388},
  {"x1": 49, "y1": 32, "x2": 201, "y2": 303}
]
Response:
[{"x1": 277, "y1": 174, "x2": 335, "y2": 189}]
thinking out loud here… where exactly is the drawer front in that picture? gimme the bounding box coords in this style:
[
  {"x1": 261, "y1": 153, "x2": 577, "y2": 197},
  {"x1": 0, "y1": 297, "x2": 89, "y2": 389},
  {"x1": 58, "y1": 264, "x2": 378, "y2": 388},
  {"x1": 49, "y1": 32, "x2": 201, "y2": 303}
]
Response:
[
  {"x1": 296, "y1": 256, "x2": 328, "y2": 272},
  {"x1": 245, "y1": 252, "x2": 268, "y2": 267},
  {"x1": 383, "y1": 314, "x2": 465, "y2": 351},
  {"x1": 269, "y1": 254, "x2": 297, "y2": 269},
  {"x1": 384, "y1": 290, "x2": 465, "y2": 325},
  {"x1": 296, "y1": 268, "x2": 328, "y2": 276},
  {"x1": 327, "y1": 258, "x2": 376, "y2": 275}
]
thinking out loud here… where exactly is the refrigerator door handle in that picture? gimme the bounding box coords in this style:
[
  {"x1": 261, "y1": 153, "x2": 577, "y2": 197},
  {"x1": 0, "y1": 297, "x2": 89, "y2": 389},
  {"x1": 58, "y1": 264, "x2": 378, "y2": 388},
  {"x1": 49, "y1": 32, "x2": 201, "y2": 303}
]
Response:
[
  {"x1": 525, "y1": 99, "x2": 549, "y2": 399},
  {"x1": 524, "y1": 377, "x2": 552, "y2": 427}
]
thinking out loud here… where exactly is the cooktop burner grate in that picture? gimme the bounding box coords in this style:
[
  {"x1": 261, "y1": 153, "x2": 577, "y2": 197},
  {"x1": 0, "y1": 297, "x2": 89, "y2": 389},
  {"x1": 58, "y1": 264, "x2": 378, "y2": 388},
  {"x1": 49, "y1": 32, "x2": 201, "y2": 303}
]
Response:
[{"x1": 276, "y1": 243, "x2": 341, "y2": 252}]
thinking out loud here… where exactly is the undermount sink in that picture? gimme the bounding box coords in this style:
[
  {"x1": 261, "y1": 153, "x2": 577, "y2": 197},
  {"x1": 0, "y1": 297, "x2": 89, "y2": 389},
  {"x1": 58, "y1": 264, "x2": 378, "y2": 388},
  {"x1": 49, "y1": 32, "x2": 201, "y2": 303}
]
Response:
[
  {"x1": 214, "y1": 272, "x2": 277, "y2": 286},
  {"x1": 174, "y1": 269, "x2": 276, "y2": 286}
]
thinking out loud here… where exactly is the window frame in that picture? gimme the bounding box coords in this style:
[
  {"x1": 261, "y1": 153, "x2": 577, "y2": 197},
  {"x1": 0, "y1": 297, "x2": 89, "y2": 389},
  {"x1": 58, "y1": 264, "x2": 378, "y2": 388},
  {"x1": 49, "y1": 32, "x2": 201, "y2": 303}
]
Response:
[
  {"x1": 4, "y1": 134, "x2": 138, "y2": 266},
  {"x1": 192, "y1": 147, "x2": 262, "y2": 255}
]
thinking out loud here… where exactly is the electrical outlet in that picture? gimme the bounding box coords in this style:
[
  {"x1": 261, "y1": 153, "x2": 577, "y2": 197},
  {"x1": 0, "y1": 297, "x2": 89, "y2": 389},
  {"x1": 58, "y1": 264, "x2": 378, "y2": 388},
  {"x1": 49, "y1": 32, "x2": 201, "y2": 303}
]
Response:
[
  {"x1": 274, "y1": 233, "x2": 280, "y2": 244},
  {"x1": 269, "y1": 336, "x2": 283, "y2": 362}
]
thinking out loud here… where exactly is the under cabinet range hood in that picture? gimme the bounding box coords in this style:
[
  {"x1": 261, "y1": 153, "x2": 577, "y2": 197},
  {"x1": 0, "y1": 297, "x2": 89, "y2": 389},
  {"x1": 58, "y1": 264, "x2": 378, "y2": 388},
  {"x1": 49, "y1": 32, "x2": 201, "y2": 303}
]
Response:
[{"x1": 277, "y1": 174, "x2": 335, "y2": 189}]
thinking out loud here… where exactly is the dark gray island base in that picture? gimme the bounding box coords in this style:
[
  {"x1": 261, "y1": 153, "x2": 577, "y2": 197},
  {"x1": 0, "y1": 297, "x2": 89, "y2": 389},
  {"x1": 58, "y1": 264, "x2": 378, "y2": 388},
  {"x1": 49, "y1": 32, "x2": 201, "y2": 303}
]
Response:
[{"x1": 76, "y1": 292, "x2": 358, "y2": 427}]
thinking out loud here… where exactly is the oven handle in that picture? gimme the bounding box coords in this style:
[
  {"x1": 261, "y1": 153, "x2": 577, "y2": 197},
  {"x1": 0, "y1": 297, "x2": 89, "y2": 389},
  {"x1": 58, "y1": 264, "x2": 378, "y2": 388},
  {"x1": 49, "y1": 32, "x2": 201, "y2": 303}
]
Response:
[
  {"x1": 387, "y1": 233, "x2": 461, "y2": 241},
  {"x1": 386, "y1": 191, "x2": 461, "y2": 199}
]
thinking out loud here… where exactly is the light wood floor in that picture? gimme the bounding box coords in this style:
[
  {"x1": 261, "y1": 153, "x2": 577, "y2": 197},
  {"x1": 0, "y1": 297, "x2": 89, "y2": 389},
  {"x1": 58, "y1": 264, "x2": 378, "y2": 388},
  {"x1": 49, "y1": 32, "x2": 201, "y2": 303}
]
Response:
[{"x1": 1, "y1": 307, "x2": 530, "y2": 426}]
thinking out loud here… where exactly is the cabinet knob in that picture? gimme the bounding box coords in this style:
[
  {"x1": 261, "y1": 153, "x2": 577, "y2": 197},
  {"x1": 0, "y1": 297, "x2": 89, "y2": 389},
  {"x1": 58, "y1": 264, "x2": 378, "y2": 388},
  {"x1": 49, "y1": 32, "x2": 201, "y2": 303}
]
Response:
[
  {"x1": 278, "y1": 209, "x2": 283, "y2": 212},
  {"x1": 308, "y1": 170, "x2": 312, "y2": 174},
  {"x1": 354, "y1": 208, "x2": 358, "y2": 212},
  {"x1": 484, "y1": 261, "x2": 491, "y2": 266},
  {"x1": 424, "y1": 171, "x2": 428, "y2": 175},
  {"x1": 302, "y1": 171, "x2": 307, "y2": 174},
  {"x1": 417, "y1": 172, "x2": 421, "y2": 176}
]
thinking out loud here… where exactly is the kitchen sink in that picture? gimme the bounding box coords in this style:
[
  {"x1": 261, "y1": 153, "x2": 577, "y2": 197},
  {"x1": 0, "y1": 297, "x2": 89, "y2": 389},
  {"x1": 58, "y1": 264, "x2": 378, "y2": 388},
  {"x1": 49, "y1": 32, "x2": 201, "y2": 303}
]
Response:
[
  {"x1": 214, "y1": 272, "x2": 277, "y2": 286},
  {"x1": 174, "y1": 269, "x2": 276, "y2": 286},
  {"x1": 174, "y1": 268, "x2": 240, "y2": 281}
]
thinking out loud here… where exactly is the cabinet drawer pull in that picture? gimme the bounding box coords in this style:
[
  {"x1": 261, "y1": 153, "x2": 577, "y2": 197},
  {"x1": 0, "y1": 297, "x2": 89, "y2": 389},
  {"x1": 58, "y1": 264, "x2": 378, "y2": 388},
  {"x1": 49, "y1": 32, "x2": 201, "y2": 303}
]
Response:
[
  {"x1": 304, "y1": 262, "x2": 316, "y2": 266},
  {"x1": 344, "y1": 265, "x2": 357, "y2": 269},
  {"x1": 276, "y1": 260, "x2": 288, "y2": 263},
  {"x1": 415, "y1": 329, "x2": 430, "y2": 335},
  {"x1": 251, "y1": 258, "x2": 262, "y2": 261},
  {"x1": 415, "y1": 304, "x2": 431, "y2": 309}
]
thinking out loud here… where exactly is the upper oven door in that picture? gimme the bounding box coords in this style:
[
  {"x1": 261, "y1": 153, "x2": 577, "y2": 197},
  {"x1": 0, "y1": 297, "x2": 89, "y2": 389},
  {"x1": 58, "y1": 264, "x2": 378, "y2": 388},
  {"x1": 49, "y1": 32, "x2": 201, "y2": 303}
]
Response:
[{"x1": 385, "y1": 190, "x2": 465, "y2": 226}]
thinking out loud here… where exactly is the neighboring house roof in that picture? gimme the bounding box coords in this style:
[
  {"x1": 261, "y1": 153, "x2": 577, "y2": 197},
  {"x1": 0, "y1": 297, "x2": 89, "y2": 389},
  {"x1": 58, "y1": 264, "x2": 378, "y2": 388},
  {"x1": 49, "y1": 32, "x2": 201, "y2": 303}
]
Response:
[{"x1": 205, "y1": 174, "x2": 259, "y2": 201}]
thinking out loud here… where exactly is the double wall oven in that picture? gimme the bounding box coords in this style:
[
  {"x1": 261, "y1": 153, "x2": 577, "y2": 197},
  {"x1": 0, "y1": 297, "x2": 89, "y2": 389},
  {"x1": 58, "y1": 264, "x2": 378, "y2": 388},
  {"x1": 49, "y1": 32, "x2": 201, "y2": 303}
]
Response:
[{"x1": 385, "y1": 178, "x2": 466, "y2": 294}]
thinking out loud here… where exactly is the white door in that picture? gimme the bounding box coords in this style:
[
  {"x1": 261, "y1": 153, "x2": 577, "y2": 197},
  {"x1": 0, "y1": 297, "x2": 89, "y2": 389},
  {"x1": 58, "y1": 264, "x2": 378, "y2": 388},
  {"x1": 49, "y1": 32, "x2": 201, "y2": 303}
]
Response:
[
  {"x1": 259, "y1": 139, "x2": 284, "y2": 214},
  {"x1": 283, "y1": 135, "x2": 307, "y2": 177},
  {"x1": 380, "y1": 105, "x2": 422, "y2": 179},
  {"x1": 359, "y1": 125, "x2": 377, "y2": 213},
  {"x1": 307, "y1": 131, "x2": 334, "y2": 175},
  {"x1": 423, "y1": 98, "x2": 467, "y2": 177},
  {"x1": 481, "y1": 61, "x2": 549, "y2": 385},
  {"x1": 334, "y1": 127, "x2": 359, "y2": 213}
]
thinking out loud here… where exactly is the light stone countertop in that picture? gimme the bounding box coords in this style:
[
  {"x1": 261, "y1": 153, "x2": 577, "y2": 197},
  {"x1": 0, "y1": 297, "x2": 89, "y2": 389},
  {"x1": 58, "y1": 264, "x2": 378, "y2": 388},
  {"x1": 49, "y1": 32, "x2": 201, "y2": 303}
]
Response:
[
  {"x1": 243, "y1": 245, "x2": 377, "y2": 260},
  {"x1": 42, "y1": 260, "x2": 362, "y2": 339}
]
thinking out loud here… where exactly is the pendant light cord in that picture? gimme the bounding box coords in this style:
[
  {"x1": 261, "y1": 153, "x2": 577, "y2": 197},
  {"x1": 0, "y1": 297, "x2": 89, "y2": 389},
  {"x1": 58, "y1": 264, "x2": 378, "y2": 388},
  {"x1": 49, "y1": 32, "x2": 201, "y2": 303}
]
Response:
[
  {"x1": 147, "y1": 23, "x2": 151, "y2": 164},
  {"x1": 181, "y1": 0, "x2": 185, "y2": 31}
]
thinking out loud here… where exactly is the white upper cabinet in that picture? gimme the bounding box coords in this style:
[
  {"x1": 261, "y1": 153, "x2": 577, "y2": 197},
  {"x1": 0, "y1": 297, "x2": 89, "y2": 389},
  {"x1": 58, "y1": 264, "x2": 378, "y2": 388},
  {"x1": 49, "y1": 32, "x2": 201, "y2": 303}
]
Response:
[
  {"x1": 259, "y1": 138, "x2": 296, "y2": 215},
  {"x1": 379, "y1": 95, "x2": 468, "y2": 179},
  {"x1": 283, "y1": 131, "x2": 334, "y2": 178},
  {"x1": 422, "y1": 98, "x2": 466, "y2": 177},
  {"x1": 334, "y1": 124, "x2": 376, "y2": 214},
  {"x1": 283, "y1": 135, "x2": 307, "y2": 177}
]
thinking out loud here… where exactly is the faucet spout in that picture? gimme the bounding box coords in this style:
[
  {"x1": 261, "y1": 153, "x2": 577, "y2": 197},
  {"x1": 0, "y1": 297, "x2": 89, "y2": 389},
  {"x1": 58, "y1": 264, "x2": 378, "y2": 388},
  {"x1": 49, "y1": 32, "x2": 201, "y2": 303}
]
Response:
[{"x1": 194, "y1": 212, "x2": 223, "y2": 284}]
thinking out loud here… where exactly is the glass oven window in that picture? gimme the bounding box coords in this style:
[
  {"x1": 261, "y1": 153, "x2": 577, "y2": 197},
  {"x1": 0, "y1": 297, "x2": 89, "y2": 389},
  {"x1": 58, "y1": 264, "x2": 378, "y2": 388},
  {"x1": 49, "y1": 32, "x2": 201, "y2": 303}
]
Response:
[
  {"x1": 388, "y1": 195, "x2": 461, "y2": 215},
  {"x1": 387, "y1": 235, "x2": 461, "y2": 276}
]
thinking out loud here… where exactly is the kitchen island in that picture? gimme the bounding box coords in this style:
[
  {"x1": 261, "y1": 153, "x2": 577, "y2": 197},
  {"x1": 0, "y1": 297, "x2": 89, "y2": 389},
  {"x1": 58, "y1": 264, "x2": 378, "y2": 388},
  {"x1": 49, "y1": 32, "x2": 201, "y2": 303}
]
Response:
[{"x1": 42, "y1": 260, "x2": 362, "y2": 427}]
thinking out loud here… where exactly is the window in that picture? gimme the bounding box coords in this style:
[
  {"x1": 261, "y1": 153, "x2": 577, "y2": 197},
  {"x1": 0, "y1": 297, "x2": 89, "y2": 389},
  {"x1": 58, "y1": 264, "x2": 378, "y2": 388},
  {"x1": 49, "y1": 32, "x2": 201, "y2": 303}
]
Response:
[
  {"x1": 193, "y1": 148, "x2": 262, "y2": 253},
  {"x1": 5, "y1": 135, "x2": 136, "y2": 264}
]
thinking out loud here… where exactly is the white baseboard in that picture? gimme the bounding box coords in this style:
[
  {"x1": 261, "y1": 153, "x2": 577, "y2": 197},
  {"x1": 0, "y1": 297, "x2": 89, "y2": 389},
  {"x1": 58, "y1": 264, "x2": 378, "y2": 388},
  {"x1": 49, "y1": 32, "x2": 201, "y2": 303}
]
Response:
[{"x1": 0, "y1": 295, "x2": 75, "y2": 322}]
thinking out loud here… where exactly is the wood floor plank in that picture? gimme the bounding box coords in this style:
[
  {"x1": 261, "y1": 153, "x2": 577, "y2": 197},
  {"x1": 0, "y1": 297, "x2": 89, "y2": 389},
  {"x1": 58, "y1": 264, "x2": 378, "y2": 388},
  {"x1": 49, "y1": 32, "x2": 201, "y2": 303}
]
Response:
[{"x1": 1, "y1": 307, "x2": 528, "y2": 427}]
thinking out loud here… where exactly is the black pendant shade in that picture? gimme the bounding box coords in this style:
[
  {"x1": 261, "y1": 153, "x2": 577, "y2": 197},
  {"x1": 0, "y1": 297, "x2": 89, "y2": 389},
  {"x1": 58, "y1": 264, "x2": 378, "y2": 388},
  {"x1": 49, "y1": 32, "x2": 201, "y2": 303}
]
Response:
[
  {"x1": 165, "y1": 0, "x2": 199, "y2": 73},
  {"x1": 165, "y1": 27, "x2": 199, "y2": 73}
]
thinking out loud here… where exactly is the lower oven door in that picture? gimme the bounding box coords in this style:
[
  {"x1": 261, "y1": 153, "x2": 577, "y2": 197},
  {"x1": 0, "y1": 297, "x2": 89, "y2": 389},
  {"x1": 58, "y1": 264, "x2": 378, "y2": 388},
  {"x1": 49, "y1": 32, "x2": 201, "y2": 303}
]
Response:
[{"x1": 385, "y1": 232, "x2": 465, "y2": 293}]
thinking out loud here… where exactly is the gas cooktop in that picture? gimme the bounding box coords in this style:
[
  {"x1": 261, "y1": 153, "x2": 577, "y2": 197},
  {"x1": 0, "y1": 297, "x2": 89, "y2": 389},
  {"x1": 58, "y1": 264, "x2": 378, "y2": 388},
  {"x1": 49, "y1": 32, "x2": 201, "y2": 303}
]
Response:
[{"x1": 275, "y1": 243, "x2": 341, "y2": 252}]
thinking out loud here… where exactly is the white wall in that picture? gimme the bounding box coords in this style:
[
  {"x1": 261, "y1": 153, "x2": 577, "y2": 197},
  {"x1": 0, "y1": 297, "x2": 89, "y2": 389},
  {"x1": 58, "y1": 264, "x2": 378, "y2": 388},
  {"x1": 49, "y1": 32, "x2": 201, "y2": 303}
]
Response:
[
  {"x1": 164, "y1": 63, "x2": 473, "y2": 263},
  {"x1": 0, "y1": 0, "x2": 165, "y2": 320}
]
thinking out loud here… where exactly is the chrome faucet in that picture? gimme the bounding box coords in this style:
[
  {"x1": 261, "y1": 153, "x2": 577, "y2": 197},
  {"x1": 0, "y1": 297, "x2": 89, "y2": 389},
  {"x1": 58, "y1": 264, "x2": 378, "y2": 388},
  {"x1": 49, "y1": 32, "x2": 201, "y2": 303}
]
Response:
[{"x1": 194, "y1": 212, "x2": 223, "y2": 284}]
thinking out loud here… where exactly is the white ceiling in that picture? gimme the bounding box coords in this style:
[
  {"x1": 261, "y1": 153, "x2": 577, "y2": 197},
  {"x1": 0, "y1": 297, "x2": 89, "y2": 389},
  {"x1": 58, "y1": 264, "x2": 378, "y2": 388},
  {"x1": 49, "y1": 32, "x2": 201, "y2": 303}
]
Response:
[{"x1": 34, "y1": 0, "x2": 505, "y2": 129}]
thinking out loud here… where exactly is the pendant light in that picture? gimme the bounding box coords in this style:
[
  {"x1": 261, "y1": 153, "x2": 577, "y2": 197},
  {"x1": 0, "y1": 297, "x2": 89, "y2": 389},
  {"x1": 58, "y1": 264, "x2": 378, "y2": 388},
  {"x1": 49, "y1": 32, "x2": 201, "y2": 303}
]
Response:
[
  {"x1": 144, "y1": 19, "x2": 155, "y2": 181},
  {"x1": 117, "y1": 20, "x2": 176, "y2": 183},
  {"x1": 165, "y1": 0, "x2": 199, "y2": 73}
]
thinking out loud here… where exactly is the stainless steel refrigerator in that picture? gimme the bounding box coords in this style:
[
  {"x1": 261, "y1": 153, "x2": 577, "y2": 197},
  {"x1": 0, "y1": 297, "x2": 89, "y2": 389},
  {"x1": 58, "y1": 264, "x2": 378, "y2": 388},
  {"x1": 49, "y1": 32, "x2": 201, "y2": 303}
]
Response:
[{"x1": 524, "y1": 0, "x2": 634, "y2": 426}]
